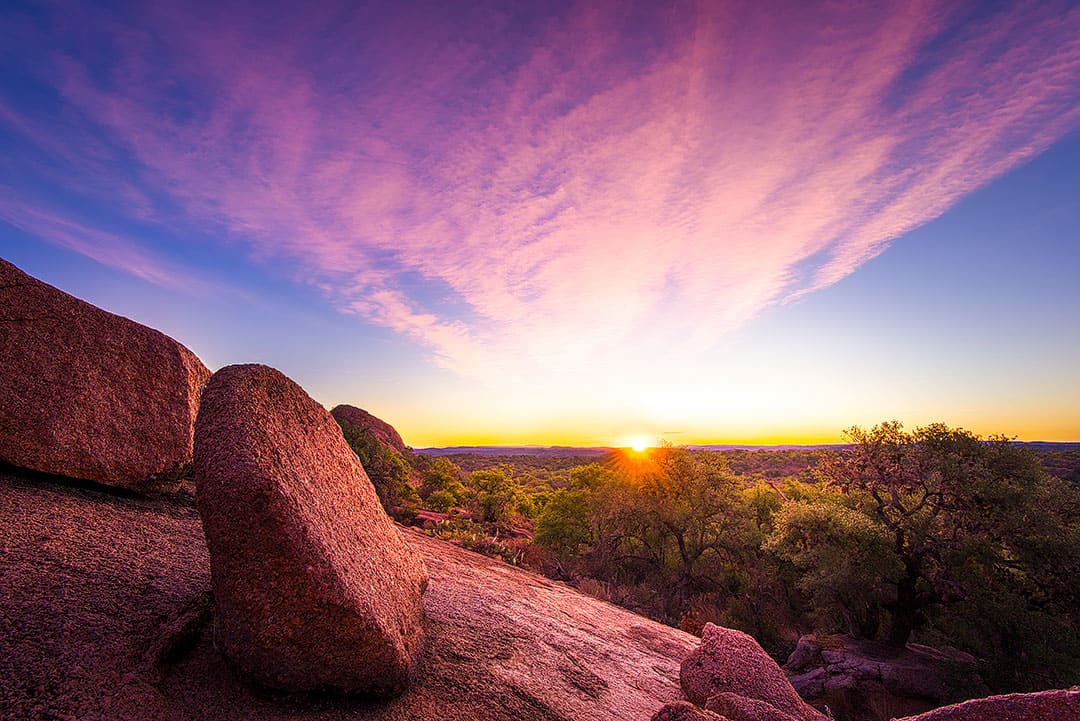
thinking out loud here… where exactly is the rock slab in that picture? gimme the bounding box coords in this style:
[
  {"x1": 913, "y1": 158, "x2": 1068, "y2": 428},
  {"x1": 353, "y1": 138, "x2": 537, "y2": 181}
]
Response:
[
  {"x1": 1, "y1": 467, "x2": 694, "y2": 721},
  {"x1": 331, "y1": 404, "x2": 407, "y2": 453},
  {"x1": 194, "y1": 364, "x2": 427, "y2": 695},
  {"x1": 0, "y1": 257, "x2": 210, "y2": 491},
  {"x1": 896, "y1": 688, "x2": 1080, "y2": 721},
  {"x1": 681, "y1": 623, "x2": 828, "y2": 721}
]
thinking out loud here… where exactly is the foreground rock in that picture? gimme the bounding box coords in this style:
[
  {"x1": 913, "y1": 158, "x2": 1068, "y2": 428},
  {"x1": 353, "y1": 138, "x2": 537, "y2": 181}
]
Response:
[
  {"x1": 784, "y1": 634, "x2": 988, "y2": 720},
  {"x1": 194, "y1": 364, "x2": 428, "y2": 696},
  {"x1": 651, "y1": 702, "x2": 726, "y2": 720},
  {"x1": 681, "y1": 624, "x2": 828, "y2": 721},
  {"x1": 0, "y1": 257, "x2": 210, "y2": 491},
  {"x1": 332, "y1": 404, "x2": 408, "y2": 453},
  {"x1": 0, "y1": 468, "x2": 694, "y2": 720},
  {"x1": 896, "y1": 688, "x2": 1080, "y2": 720},
  {"x1": 704, "y1": 692, "x2": 799, "y2": 721}
]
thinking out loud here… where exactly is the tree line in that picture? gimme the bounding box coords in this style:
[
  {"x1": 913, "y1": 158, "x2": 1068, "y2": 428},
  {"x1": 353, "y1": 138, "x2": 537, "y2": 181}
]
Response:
[{"x1": 339, "y1": 420, "x2": 1080, "y2": 692}]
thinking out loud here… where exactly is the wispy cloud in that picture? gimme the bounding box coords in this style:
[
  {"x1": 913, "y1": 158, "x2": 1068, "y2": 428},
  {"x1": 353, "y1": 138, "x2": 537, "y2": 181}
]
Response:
[
  {"x1": 0, "y1": 198, "x2": 210, "y2": 294},
  {"x1": 3, "y1": 0, "x2": 1079, "y2": 380}
]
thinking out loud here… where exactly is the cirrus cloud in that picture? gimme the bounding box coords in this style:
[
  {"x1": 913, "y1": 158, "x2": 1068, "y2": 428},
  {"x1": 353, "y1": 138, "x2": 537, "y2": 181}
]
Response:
[{"x1": 3, "y1": 0, "x2": 1079, "y2": 380}]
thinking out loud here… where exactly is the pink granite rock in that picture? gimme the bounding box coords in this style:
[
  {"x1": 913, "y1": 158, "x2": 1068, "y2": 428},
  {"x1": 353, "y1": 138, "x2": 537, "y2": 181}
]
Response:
[
  {"x1": 0, "y1": 258, "x2": 209, "y2": 491},
  {"x1": 895, "y1": 688, "x2": 1080, "y2": 721},
  {"x1": 681, "y1": 624, "x2": 827, "y2": 720},
  {"x1": 194, "y1": 364, "x2": 427, "y2": 696},
  {"x1": 331, "y1": 404, "x2": 407, "y2": 453}
]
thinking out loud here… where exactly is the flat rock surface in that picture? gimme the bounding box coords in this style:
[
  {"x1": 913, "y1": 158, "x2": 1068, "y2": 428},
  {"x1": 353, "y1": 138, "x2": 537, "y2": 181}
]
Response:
[
  {"x1": 0, "y1": 469, "x2": 694, "y2": 721},
  {"x1": 0, "y1": 258, "x2": 210, "y2": 491}
]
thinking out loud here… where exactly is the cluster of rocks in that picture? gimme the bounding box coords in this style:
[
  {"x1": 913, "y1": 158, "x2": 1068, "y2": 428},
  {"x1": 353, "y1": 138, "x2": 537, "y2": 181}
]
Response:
[
  {"x1": 652, "y1": 623, "x2": 829, "y2": 721},
  {"x1": 783, "y1": 634, "x2": 988, "y2": 720},
  {"x1": 653, "y1": 625, "x2": 1079, "y2": 721},
  {"x1": 0, "y1": 258, "x2": 427, "y2": 697}
]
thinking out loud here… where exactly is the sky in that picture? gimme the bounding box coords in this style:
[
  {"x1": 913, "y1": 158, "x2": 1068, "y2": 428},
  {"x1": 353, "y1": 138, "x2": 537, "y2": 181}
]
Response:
[{"x1": 1, "y1": 0, "x2": 1079, "y2": 447}]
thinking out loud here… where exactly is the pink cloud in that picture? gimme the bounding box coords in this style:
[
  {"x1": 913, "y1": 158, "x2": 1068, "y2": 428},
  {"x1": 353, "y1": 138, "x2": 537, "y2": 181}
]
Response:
[{"x1": 5, "y1": 0, "x2": 1080, "y2": 379}]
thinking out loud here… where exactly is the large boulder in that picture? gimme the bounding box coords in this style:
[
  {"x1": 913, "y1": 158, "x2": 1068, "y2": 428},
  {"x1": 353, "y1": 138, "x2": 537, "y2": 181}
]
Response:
[
  {"x1": 681, "y1": 624, "x2": 828, "y2": 721},
  {"x1": 0, "y1": 258, "x2": 210, "y2": 491},
  {"x1": 895, "y1": 689, "x2": 1080, "y2": 721},
  {"x1": 783, "y1": 634, "x2": 988, "y2": 720},
  {"x1": 331, "y1": 404, "x2": 407, "y2": 453},
  {"x1": 193, "y1": 364, "x2": 428, "y2": 696}
]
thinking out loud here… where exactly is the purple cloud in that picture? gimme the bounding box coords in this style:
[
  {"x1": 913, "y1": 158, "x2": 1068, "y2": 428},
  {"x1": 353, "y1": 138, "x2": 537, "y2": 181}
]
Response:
[{"x1": 3, "y1": 0, "x2": 1079, "y2": 379}]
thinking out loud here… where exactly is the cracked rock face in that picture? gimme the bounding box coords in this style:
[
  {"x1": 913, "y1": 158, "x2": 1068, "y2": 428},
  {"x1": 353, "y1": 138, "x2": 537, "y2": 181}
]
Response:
[
  {"x1": 0, "y1": 257, "x2": 209, "y2": 491},
  {"x1": 1, "y1": 468, "x2": 695, "y2": 721},
  {"x1": 194, "y1": 364, "x2": 428, "y2": 696}
]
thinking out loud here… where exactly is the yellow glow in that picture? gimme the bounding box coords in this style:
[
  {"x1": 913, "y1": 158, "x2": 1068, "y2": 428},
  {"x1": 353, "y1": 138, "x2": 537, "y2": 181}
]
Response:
[{"x1": 624, "y1": 435, "x2": 651, "y2": 453}]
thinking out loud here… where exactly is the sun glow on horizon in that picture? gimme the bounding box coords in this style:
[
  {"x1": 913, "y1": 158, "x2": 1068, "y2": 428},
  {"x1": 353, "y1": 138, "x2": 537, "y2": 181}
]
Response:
[{"x1": 623, "y1": 435, "x2": 652, "y2": 453}]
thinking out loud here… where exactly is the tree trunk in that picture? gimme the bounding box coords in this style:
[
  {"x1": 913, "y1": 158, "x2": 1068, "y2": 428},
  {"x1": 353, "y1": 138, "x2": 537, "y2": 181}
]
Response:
[{"x1": 887, "y1": 564, "x2": 919, "y2": 646}]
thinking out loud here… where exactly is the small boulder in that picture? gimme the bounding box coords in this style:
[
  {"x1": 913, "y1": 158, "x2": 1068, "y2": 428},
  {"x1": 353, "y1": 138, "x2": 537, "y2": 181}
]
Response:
[
  {"x1": 896, "y1": 688, "x2": 1080, "y2": 721},
  {"x1": 331, "y1": 404, "x2": 407, "y2": 453},
  {"x1": 194, "y1": 364, "x2": 428, "y2": 696},
  {"x1": 681, "y1": 624, "x2": 827, "y2": 721},
  {"x1": 0, "y1": 258, "x2": 210, "y2": 491},
  {"x1": 652, "y1": 701, "x2": 729, "y2": 721},
  {"x1": 704, "y1": 692, "x2": 799, "y2": 721}
]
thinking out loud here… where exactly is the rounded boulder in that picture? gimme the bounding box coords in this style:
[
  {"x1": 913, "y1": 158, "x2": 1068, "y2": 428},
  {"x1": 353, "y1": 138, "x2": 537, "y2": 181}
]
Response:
[
  {"x1": 0, "y1": 258, "x2": 210, "y2": 491},
  {"x1": 681, "y1": 624, "x2": 827, "y2": 721}
]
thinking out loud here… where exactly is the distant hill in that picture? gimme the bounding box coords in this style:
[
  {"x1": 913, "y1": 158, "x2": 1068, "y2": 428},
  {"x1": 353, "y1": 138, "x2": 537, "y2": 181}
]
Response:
[
  {"x1": 414, "y1": 445, "x2": 612, "y2": 458},
  {"x1": 416, "y1": 441, "x2": 1080, "y2": 455}
]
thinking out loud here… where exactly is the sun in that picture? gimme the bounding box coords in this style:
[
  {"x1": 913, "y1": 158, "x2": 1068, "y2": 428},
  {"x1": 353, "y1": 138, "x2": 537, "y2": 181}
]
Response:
[{"x1": 624, "y1": 435, "x2": 651, "y2": 453}]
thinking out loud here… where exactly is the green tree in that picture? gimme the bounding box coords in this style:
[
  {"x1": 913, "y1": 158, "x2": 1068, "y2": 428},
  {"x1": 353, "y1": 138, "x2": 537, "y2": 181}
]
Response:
[
  {"x1": 594, "y1": 448, "x2": 758, "y2": 619},
  {"x1": 420, "y1": 457, "x2": 466, "y2": 499},
  {"x1": 796, "y1": 421, "x2": 1080, "y2": 687},
  {"x1": 535, "y1": 487, "x2": 594, "y2": 560},
  {"x1": 469, "y1": 467, "x2": 519, "y2": 523},
  {"x1": 338, "y1": 424, "x2": 417, "y2": 513},
  {"x1": 765, "y1": 500, "x2": 900, "y2": 637}
]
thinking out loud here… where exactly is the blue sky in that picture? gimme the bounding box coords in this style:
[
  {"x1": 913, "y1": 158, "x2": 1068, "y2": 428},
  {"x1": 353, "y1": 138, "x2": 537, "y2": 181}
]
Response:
[{"x1": 2, "y1": 0, "x2": 1079, "y2": 445}]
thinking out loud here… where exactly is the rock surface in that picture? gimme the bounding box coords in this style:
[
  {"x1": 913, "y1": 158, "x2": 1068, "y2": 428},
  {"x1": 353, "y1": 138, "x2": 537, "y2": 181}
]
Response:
[
  {"x1": 703, "y1": 692, "x2": 799, "y2": 721},
  {"x1": 332, "y1": 404, "x2": 407, "y2": 453},
  {"x1": 0, "y1": 468, "x2": 694, "y2": 720},
  {"x1": 194, "y1": 364, "x2": 427, "y2": 696},
  {"x1": 651, "y1": 701, "x2": 728, "y2": 721},
  {"x1": 784, "y1": 635, "x2": 988, "y2": 721},
  {"x1": 0, "y1": 257, "x2": 210, "y2": 491},
  {"x1": 895, "y1": 688, "x2": 1080, "y2": 720},
  {"x1": 681, "y1": 624, "x2": 828, "y2": 721}
]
